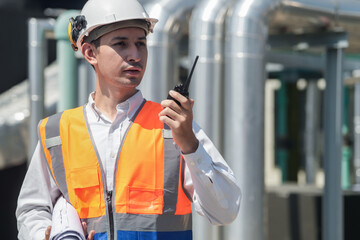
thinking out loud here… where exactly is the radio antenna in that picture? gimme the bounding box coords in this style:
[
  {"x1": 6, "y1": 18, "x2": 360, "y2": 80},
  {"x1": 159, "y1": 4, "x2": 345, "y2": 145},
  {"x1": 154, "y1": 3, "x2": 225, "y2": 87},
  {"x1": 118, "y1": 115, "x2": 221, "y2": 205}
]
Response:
[{"x1": 183, "y1": 55, "x2": 199, "y2": 92}]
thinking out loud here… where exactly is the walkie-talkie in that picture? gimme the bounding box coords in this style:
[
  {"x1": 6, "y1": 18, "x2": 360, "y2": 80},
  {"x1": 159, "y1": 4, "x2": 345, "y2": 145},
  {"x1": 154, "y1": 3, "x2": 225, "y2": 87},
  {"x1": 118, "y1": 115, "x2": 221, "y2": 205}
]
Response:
[{"x1": 167, "y1": 55, "x2": 199, "y2": 106}]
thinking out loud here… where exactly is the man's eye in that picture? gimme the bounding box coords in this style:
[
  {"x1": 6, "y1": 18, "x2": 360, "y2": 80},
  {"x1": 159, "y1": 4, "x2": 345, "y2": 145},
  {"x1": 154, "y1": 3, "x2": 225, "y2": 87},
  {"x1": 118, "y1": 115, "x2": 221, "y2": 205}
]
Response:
[
  {"x1": 115, "y1": 42, "x2": 126, "y2": 46},
  {"x1": 136, "y1": 42, "x2": 146, "y2": 47}
]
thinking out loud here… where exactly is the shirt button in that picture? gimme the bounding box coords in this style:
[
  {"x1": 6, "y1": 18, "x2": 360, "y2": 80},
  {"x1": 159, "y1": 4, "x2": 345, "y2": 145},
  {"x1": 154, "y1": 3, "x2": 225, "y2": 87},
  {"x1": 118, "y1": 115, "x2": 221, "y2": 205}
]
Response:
[
  {"x1": 190, "y1": 161, "x2": 195, "y2": 166},
  {"x1": 111, "y1": 153, "x2": 116, "y2": 158}
]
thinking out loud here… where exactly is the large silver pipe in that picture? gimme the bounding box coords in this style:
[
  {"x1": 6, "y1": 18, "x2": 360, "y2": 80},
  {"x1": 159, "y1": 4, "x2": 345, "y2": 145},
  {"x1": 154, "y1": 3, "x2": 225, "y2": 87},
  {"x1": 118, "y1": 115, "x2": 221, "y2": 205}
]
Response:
[
  {"x1": 140, "y1": 0, "x2": 200, "y2": 103},
  {"x1": 189, "y1": 0, "x2": 233, "y2": 238},
  {"x1": 28, "y1": 18, "x2": 55, "y2": 161},
  {"x1": 189, "y1": 0, "x2": 232, "y2": 150},
  {"x1": 78, "y1": 58, "x2": 96, "y2": 106},
  {"x1": 224, "y1": 0, "x2": 278, "y2": 239}
]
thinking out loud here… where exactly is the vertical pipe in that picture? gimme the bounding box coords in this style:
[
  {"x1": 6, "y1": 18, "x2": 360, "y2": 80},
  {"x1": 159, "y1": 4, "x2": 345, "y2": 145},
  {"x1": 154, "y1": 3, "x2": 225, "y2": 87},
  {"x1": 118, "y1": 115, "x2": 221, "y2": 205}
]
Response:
[
  {"x1": 141, "y1": 0, "x2": 200, "y2": 103},
  {"x1": 189, "y1": 0, "x2": 231, "y2": 150},
  {"x1": 323, "y1": 47, "x2": 344, "y2": 240},
  {"x1": 304, "y1": 80, "x2": 320, "y2": 184},
  {"x1": 189, "y1": 1, "x2": 231, "y2": 238},
  {"x1": 224, "y1": 0, "x2": 276, "y2": 238},
  {"x1": 78, "y1": 58, "x2": 96, "y2": 106},
  {"x1": 353, "y1": 82, "x2": 360, "y2": 189},
  {"x1": 28, "y1": 18, "x2": 55, "y2": 161},
  {"x1": 54, "y1": 10, "x2": 80, "y2": 112}
]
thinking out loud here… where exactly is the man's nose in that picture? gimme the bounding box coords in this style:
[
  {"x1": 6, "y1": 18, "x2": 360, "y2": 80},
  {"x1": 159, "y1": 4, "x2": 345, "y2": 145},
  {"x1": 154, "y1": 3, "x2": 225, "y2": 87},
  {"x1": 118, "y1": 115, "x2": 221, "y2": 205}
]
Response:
[{"x1": 127, "y1": 44, "x2": 141, "y2": 62}]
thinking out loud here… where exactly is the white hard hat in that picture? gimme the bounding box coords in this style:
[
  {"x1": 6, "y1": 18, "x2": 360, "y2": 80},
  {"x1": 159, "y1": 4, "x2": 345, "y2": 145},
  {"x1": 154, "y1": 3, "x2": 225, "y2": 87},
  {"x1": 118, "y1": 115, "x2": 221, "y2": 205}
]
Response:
[{"x1": 68, "y1": 0, "x2": 158, "y2": 51}]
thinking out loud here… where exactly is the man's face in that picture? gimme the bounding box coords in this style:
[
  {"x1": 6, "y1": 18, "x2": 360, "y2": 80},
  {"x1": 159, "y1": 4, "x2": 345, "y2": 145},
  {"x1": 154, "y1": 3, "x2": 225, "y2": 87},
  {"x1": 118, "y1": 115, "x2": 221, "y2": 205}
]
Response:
[{"x1": 94, "y1": 27, "x2": 148, "y2": 90}]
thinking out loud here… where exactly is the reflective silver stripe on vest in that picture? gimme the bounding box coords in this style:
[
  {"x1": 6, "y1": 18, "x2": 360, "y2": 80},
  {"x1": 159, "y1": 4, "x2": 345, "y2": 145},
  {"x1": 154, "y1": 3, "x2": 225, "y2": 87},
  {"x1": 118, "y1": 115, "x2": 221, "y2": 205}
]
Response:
[
  {"x1": 43, "y1": 112, "x2": 69, "y2": 201},
  {"x1": 82, "y1": 213, "x2": 192, "y2": 234},
  {"x1": 114, "y1": 213, "x2": 192, "y2": 232},
  {"x1": 81, "y1": 216, "x2": 108, "y2": 233},
  {"x1": 45, "y1": 136, "x2": 62, "y2": 148},
  {"x1": 163, "y1": 124, "x2": 180, "y2": 214}
]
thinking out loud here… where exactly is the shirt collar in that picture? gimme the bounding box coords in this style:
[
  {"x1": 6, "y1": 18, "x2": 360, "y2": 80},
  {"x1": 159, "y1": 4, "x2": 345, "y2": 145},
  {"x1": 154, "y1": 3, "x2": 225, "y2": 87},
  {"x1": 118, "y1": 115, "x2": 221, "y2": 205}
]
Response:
[{"x1": 87, "y1": 90, "x2": 145, "y2": 122}]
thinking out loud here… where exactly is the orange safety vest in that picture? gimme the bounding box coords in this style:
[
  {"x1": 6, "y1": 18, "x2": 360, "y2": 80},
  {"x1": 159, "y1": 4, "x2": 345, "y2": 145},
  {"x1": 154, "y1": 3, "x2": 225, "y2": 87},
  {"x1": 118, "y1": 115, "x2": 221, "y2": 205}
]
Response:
[{"x1": 38, "y1": 101, "x2": 192, "y2": 240}]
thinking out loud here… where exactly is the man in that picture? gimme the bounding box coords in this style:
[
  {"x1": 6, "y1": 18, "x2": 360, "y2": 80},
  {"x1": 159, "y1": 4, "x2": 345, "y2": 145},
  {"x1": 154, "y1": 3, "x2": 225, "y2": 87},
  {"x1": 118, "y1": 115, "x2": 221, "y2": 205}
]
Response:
[{"x1": 16, "y1": 0, "x2": 241, "y2": 239}]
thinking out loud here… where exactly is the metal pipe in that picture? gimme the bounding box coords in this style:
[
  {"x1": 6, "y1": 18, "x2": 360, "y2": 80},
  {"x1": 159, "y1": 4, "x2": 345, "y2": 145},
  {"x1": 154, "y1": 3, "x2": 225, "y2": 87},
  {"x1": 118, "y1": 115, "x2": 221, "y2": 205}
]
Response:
[
  {"x1": 267, "y1": 51, "x2": 360, "y2": 72},
  {"x1": 189, "y1": 0, "x2": 232, "y2": 238},
  {"x1": 55, "y1": 10, "x2": 80, "y2": 112},
  {"x1": 323, "y1": 46, "x2": 344, "y2": 240},
  {"x1": 224, "y1": 0, "x2": 278, "y2": 239},
  {"x1": 28, "y1": 18, "x2": 56, "y2": 161},
  {"x1": 304, "y1": 80, "x2": 320, "y2": 184},
  {"x1": 189, "y1": 0, "x2": 232, "y2": 150},
  {"x1": 78, "y1": 58, "x2": 96, "y2": 106},
  {"x1": 141, "y1": 0, "x2": 200, "y2": 103},
  {"x1": 336, "y1": 0, "x2": 360, "y2": 22},
  {"x1": 278, "y1": 0, "x2": 335, "y2": 18}
]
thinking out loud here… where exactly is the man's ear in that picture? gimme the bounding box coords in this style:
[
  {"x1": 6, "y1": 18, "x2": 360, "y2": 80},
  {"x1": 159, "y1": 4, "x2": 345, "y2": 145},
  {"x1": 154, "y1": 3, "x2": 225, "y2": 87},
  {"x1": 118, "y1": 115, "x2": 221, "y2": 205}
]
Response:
[{"x1": 81, "y1": 43, "x2": 97, "y2": 66}]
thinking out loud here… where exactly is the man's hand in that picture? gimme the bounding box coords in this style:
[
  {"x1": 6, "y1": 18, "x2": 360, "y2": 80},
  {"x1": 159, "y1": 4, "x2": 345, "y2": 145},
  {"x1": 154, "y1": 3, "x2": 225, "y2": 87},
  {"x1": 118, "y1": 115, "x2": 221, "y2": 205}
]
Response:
[
  {"x1": 43, "y1": 226, "x2": 51, "y2": 240},
  {"x1": 82, "y1": 222, "x2": 95, "y2": 240},
  {"x1": 159, "y1": 90, "x2": 199, "y2": 154},
  {"x1": 43, "y1": 222, "x2": 95, "y2": 240}
]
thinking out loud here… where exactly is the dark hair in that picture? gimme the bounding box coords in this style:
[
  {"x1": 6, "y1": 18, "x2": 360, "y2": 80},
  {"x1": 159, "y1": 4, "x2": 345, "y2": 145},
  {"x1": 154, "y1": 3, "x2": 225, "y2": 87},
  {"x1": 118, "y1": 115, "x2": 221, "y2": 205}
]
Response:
[
  {"x1": 86, "y1": 37, "x2": 101, "y2": 70},
  {"x1": 91, "y1": 37, "x2": 101, "y2": 49}
]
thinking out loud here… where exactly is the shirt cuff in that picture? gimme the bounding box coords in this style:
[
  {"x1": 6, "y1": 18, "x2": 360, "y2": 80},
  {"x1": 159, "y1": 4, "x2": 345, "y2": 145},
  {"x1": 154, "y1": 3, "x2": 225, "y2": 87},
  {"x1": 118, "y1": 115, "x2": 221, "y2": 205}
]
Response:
[{"x1": 182, "y1": 143, "x2": 213, "y2": 174}]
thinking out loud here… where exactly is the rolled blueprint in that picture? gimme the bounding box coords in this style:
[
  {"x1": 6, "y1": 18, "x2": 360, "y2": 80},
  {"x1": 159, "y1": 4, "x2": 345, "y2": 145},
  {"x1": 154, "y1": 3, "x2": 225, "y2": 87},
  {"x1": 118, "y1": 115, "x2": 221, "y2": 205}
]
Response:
[{"x1": 50, "y1": 197, "x2": 86, "y2": 240}]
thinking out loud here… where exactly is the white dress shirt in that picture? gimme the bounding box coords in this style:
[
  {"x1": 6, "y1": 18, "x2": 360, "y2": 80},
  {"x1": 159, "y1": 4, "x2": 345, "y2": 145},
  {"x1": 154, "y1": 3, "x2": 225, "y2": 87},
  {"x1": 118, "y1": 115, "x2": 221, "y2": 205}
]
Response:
[{"x1": 16, "y1": 90, "x2": 241, "y2": 240}]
